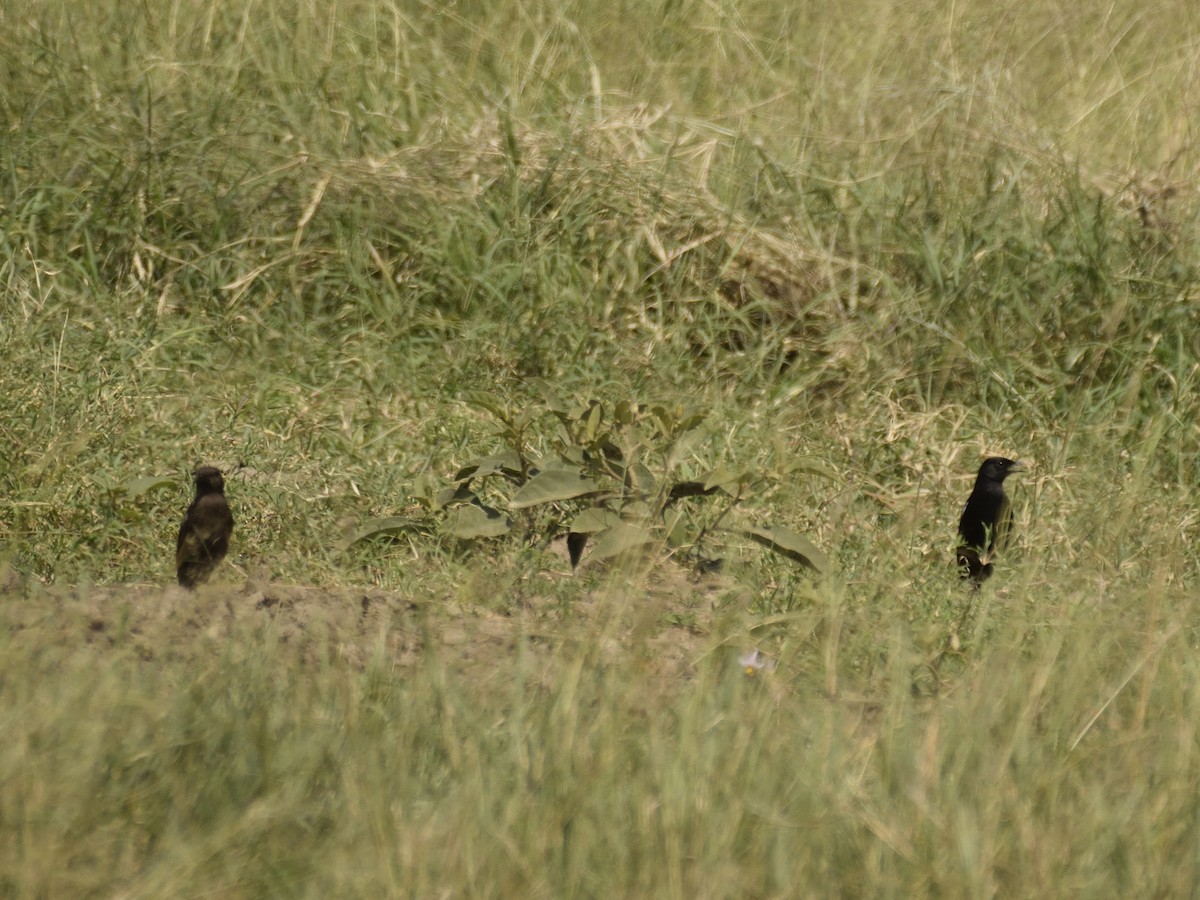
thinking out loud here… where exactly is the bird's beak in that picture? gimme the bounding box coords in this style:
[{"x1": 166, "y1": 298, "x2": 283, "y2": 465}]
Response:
[{"x1": 1010, "y1": 460, "x2": 1027, "y2": 472}]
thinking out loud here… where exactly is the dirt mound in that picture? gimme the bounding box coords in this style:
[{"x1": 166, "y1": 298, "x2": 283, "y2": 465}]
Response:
[{"x1": 0, "y1": 560, "x2": 740, "y2": 689}]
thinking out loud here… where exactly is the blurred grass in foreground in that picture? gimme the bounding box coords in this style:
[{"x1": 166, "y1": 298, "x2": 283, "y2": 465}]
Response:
[{"x1": 3, "y1": 0, "x2": 1200, "y2": 894}]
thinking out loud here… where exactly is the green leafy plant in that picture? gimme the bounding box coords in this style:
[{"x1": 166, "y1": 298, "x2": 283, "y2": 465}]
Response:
[{"x1": 426, "y1": 391, "x2": 826, "y2": 573}]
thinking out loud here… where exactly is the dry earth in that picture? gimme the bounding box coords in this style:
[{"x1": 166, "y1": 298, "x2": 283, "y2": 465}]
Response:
[{"x1": 0, "y1": 549, "x2": 751, "y2": 699}]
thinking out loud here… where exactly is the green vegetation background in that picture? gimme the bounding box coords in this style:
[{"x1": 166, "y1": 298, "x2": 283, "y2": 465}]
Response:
[{"x1": 3, "y1": 0, "x2": 1200, "y2": 895}]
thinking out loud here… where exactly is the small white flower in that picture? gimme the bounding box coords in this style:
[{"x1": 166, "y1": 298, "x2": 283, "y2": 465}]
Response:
[{"x1": 738, "y1": 649, "x2": 774, "y2": 676}]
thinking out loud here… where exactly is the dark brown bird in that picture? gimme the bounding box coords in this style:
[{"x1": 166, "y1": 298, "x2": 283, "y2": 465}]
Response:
[
  {"x1": 956, "y1": 457, "x2": 1022, "y2": 585},
  {"x1": 176, "y1": 466, "x2": 234, "y2": 589}
]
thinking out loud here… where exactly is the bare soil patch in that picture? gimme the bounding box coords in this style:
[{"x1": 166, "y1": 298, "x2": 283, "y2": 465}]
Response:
[{"x1": 0, "y1": 557, "x2": 741, "y2": 691}]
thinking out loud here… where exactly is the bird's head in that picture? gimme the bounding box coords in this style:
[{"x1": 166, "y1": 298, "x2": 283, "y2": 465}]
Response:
[
  {"x1": 978, "y1": 457, "x2": 1023, "y2": 483},
  {"x1": 193, "y1": 466, "x2": 226, "y2": 494}
]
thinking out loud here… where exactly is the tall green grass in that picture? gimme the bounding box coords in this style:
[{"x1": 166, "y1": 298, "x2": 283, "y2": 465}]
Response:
[
  {"x1": 3, "y1": 0, "x2": 1200, "y2": 894},
  {"x1": 3, "y1": 575, "x2": 1198, "y2": 896}
]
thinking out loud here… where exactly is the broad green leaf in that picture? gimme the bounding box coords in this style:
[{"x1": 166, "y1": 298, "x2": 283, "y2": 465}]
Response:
[
  {"x1": 662, "y1": 508, "x2": 689, "y2": 546},
  {"x1": 583, "y1": 401, "x2": 603, "y2": 441},
  {"x1": 121, "y1": 475, "x2": 175, "y2": 499},
  {"x1": 588, "y1": 520, "x2": 656, "y2": 561},
  {"x1": 530, "y1": 380, "x2": 569, "y2": 414},
  {"x1": 618, "y1": 427, "x2": 650, "y2": 459},
  {"x1": 444, "y1": 505, "x2": 511, "y2": 539},
  {"x1": 742, "y1": 526, "x2": 826, "y2": 572},
  {"x1": 435, "y1": 482, "x2": 477, "y2": 510},
  {"x1": 597, "y1": 440, "x2": 623, "y2": 463},
  {"x1": 621, "y1": 499, "x2": 653, "y2": 520},
  {"x1": 453, "y1": 452, "x2": 523, "y2": 482},
  {"x1": 676, "y1": 410, "x2": 708, "y2": 436},
  {"x1": 513, "y1": 406, "x2": 537, "y2": 431},
  {"x1": 413, "y1": 471, "x2": 441, "y2": 501},
  {"x1": 702, "y1": 464, "x2": 748, "y2": 493},
  {"x1": 510, "y1": 469, "x2": 601, "y2": 508},
  {"x1": 337, "y1": 516, "x2": 425, "y2": 551},
  {"x1": 566, "y1": 505, "x2": 621, "y2": 569},
  {"x1": 788, "y1": 456, "x2": 845, "y2": 483},
  {"x1": 570, "y1": 508, "x2": 621, "y2": 534},
  {"x1": 647, "y1": 404, "x2": 677, "y2": 437},
  {"x1": 648, "y1": 404, "x2": 704, "y2": 439},
  {"x1": 624, "y1": 461, "x2": 657, "y2": 494}
]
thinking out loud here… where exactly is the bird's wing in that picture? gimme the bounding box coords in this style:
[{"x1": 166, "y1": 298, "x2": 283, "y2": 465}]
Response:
[
  {"x1": 176, "y1": 503, "x2": 194, "y2": 553},
  {"x1": 177, "y1": 527, "x2": 200, "y2": 570},
  {"x1": 993, "y1": 497, "x2": 1014, "y2": 552},
  {"x1": 177, "y1": 518, "x2": 221, "y2": 568}
]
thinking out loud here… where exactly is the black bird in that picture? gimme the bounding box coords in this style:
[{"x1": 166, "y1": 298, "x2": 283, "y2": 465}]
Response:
[
  {"x1": 956, "y1": 457, "x2": 1022, "y2": 585},
  {"x1": 176, "y1": 466, "x2": 234, "y2": 589}
]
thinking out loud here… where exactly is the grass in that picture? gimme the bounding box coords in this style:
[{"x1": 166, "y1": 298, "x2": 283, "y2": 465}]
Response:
[{"x1": 3, "y1": 0, "x2": 1200, "y2": 895}]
